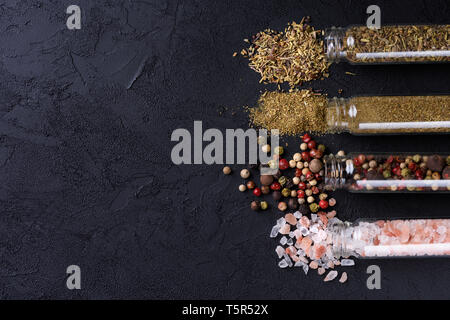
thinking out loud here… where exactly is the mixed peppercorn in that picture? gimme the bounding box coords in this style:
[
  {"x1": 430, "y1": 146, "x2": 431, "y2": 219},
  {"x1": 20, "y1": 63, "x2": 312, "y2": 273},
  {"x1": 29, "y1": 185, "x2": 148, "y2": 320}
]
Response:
[{"x1": 327, "y1": 153, "x2": 450, "y2": 192}]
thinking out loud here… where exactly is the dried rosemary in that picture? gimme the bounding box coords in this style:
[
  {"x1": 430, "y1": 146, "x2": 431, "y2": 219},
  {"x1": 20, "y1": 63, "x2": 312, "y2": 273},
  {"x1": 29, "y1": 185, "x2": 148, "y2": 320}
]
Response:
[{"x1": 241, "y1": 18, "x2": 329, "y2": 86}]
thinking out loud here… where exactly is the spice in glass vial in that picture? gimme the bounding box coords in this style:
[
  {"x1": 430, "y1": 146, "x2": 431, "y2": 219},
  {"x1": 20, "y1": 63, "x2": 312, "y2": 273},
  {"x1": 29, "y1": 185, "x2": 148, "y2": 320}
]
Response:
[
  {"x1": 324, "y1": 153, "x2": 450, "y2": 193},
  {"x1": 326, "y1": 95, "x2": 450, "y2": 134},
  {"x1": 332, "y1": 218, "x2": 450, "y2": 258},
  {"x1": 325, "y1": 25, "x2": 450, "y2": 64}
]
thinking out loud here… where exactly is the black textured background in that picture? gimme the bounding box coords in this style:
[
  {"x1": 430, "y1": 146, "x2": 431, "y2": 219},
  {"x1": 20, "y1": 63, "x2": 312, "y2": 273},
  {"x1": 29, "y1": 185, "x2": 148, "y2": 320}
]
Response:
[{"x1": 0, "y1": 0, "x2": 449, "y2": 299}]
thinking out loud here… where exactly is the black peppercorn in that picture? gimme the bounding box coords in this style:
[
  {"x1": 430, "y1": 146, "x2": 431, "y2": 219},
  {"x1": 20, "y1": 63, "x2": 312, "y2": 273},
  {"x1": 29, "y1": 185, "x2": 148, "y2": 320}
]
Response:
[
  {"x1": 427, "y1": 155, "x2": 445, "y2": 172},
  {"x1": 272, "y1": 190, "x2": 282, "y2": 201},
  {"x1": 297, "y1": 204, "x2": 309, "y2": 215},
  {"x1": 251, "y1": 201, "x2": 260, "y2": 211},
  {"x1": 288, "y1": 198, "x2": 298, "y2": 210}
]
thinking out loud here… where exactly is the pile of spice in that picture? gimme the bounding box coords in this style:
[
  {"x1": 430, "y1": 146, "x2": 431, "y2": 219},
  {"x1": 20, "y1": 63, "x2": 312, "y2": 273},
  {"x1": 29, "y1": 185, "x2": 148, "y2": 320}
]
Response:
[
  {"x1": 343, "y1": 25, "x2": 450, "y2": 63},
  {"x1": 240, "y1": 17, "x2": 329, "y2": 86},
  {"x1": 223, "y1": 134, "x2": 353, "y2": 283},
  {"x1": 248, "y1": 90, "x2": 328, "y2": 135},
  {"x1": 342, "y1": 95, "x2": 450, "y2": 134}
]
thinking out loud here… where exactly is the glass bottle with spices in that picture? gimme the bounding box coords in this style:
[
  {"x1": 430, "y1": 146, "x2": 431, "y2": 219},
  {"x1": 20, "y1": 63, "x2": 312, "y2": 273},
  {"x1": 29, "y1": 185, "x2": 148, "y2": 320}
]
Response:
[
  {"x1": 325, "y1": 95, "x2": 450, "y2": 134},
  {"x1": 323, "y1": 153, "x2": 450, "y2": 193},
  {"x1": 331, "y1": 218, "x2": 450, "y2": 258},
  {"x1": 324, "y1": 25, "x2": 450, "y2": 64}
]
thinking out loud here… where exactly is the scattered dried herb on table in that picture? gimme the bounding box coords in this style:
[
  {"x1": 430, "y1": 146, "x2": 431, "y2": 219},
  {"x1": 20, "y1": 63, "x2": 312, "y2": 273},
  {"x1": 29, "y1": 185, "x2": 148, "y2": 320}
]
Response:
[
  {"x1": 241, "y1": 18, "x2": 330, "y2": 86},
  {"x1": 344, "y1": 25, "x2": 450, "y2": 63},
  {"x1": 247, "y1": 90, "x2": 328, "y2": 135}
]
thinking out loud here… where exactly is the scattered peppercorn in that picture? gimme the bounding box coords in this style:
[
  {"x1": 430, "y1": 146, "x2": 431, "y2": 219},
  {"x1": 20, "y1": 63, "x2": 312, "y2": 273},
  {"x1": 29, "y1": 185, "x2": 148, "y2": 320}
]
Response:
[
  {"x1": 223, "y1": 166, "x2": 232, "y2": 175},
  {"x1": 251, "y1": 201, "x2": 260, "y2": 211},
  {"x1": 240, "y1": 169, "x2": 250, "y2": 179}
]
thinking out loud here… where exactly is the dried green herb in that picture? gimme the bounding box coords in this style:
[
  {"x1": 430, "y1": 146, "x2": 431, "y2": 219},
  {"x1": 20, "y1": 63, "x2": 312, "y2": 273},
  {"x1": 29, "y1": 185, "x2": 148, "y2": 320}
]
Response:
[
  {"x1": 344, "y1": 25, "x2": 450, "y2": 63},
  {"x1": 242, "y1": 18, "x2": 329, "y2": 86},
  {"x1": 248, "y1": 90, "x2": 328, "y2": 135}
]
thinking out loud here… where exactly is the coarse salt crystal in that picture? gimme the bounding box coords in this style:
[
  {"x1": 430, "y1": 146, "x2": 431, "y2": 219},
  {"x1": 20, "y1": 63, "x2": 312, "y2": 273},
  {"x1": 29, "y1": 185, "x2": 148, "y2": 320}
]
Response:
[
  {"x1": 275, "y1": 246, "x2": 285, "y2": 258},
  {"x1": 270, "y1": 225, "x2": 280, "y2": 238},
  {"x1": 324, "y1": 270, "x2": 338, "y2": 282},
  {"x1": 340, "y1": 259, "x2": 355, "y2": 266},
  {"x1": 339, "y1": 272, "x2": 348, "y2": 283},
  {"x1": 278, "y1": 259, "x2": 288, "y2": 268}
]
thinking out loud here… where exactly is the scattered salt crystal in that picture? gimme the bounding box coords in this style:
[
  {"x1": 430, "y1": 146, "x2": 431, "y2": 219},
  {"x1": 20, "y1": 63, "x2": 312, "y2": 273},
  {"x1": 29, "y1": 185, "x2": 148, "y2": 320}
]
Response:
[
  {"x1": 310, "y1": 225, "x2": 319, "y2": 234},
  {"x1": 294, "y1": 211, "x2": 302, "y2": 219},
  {"x1": 294, "y1": 261, "x2": 304, "y2": 267},
  {"x1": 339, "y1": 272, "x2": 348, "y2": 283},
  {"x1": 280, "y1": 224, "x2": 291, "y2": 235},
  {"x1": 280, "y1": 236, "x2": 288, "y2": 245},
  {"x1": 309, "y1": 261, "x2": 319, "y2": 269},
  {"x1": 300, "y1": 226, "x2": 309, "y2": 236},
  {"x1": 311, "y1": 214, "x2": 318, "y2": 222},
  {"x1": 302, "y1": 264, "x2": 309, "y2": 275},
  {"x1": 278, "y1": 259, "x2": 288, "y2": 268},
  {"x1": 318, "y1": 267, "x2": 326, "y2": 275},
  {"x1": 286, "y1": 238, "x2": 293, "y2": 246},
  {"x1": 294, "y1": 229, "x2": 302, "y2": 239},
  {"x1": 327, "y1": 261, "x2": 335, "y2": 269},
  {"x1": 285, "y1": 213, "x2": 297, "y2": 225},
  {"x1": 340, "y1": 259, "x2": 355, "y2": 266},
  {"x1": 289, "y1": 231, "x2": 295, "y2": 238},
  {"x1": 324, "y1": 270, "x2": 338, "y2": 282},
  {"x1": 283, "y1": 253, "x2": 293, "y2": 267},
  {"x1": 270, "y1": 225, "x2": 280, "y2": 238},
  {"x1": 277, "y1": 217, "x2": 286, "y2": 226},
  {"x1": 275, "y1": 246, "x2": 284, "y2": 258},
  {"x1": 298, "y1": 255, "x2": 308, "y2": 264}
]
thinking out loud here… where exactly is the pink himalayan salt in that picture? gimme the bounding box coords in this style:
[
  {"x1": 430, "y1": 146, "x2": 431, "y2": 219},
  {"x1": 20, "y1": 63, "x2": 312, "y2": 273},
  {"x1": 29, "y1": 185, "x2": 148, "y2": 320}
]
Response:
[
  {"x1": 324, "y1": 270, "x2": 338, "y2": 282},
  {"x1": 339, "y1": 272, "x2": 348, "y2": 283},
  {"x1": 285, "y1": 213, "x2": 297, "y2": 225},
  {"x1": 358, "y1": 219, "x2": 450, "y2": 257},
  {"x1": 299, "y1": 216, "x2": 310, "y2": 228},
  {"x1": 279, "y1": 224, "x2": 290, "y2": 235},
  {"x1": 309, "y1": 261, "x2": 319, "y2": 269},
  {"x1": 312, "y1": 244, "x2": 327, "y2": 260},
  {"x1": 318, "y1": 267, "x2": 326, "y2": 275},
  {"x1": 300, "y1": 237, "x2": 312, "y2": 251}
]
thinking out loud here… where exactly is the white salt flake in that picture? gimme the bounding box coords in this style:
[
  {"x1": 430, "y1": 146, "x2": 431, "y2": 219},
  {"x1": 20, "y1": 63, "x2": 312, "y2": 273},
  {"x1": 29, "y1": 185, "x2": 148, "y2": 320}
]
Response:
[
  {"x1": 275, "y1": 246, "x2": 284, "y2": 258},
  {"x1": 270, "y1": 225, "x2": 280, "y2": 238},
  {"x1": 280, "y1": 236, "x2": 288, "y2": 245},
  {"x1": 294, "y1": 211, "x2": 302, "y2": 219},
  {"x1": 341, "y1": 259, "x2": 355, "y2": 266},
  {"x1": 302, "y1": 264, "x2": 309, "y2": 275},
  {"x1": 278, "y1": 259, "x2": 288, "y2": 268}
]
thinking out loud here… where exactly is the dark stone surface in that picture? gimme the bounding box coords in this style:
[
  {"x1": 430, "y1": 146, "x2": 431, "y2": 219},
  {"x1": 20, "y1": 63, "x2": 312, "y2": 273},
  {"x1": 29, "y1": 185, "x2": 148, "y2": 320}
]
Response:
[{"x1": 0, "y1": 0, "x2": 449, "y2": 299}]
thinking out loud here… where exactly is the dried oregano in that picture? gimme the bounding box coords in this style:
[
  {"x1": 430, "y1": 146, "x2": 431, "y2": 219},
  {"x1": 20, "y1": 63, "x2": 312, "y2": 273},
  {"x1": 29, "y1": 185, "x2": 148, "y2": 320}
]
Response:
[{"x1": 247, "y1": 90, "x2": 328, "y2": 135}]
